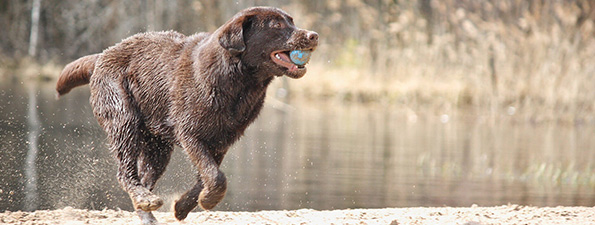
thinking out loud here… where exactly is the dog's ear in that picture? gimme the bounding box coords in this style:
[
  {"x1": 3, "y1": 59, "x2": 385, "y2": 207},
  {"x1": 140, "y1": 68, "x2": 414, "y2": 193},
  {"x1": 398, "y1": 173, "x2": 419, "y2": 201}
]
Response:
[{"x1": 218, "y1": 14, "x2": 254, "y2": 56}]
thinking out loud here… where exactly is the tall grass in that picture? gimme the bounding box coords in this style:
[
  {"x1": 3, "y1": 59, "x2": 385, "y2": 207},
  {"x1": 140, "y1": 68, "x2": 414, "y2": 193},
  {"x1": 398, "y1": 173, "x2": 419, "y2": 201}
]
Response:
[
  {"x1": 284, "y1": 0, "x2": 595, "y2": 123},
  {"x1": 2, "y1": 0, "x2": 593, "y2": 122}
]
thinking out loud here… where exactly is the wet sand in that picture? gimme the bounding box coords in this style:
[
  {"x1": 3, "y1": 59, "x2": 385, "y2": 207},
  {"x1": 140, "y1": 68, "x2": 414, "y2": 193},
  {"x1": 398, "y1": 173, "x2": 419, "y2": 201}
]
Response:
[{"x1": 1, "y1": 205, "x2": 593, "y2": 225}]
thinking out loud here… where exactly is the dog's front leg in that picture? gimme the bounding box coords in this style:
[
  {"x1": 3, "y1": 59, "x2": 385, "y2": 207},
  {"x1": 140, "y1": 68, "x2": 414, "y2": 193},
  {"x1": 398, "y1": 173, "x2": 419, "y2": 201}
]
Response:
[
  {"x1": 174, "y1": 141, "x2": 227, "y2": 220},
  {"x1": 174, "y1": 175, "x2": 203, "y2": 220}
]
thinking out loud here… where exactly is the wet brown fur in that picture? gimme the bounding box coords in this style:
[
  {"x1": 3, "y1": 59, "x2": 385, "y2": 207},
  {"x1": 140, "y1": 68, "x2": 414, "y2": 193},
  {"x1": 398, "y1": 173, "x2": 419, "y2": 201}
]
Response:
[
  {"x1": 55, "y1": 7, "x2": 318, "y2": 224},
  {"x1": 56, "y1": 54, "x2": 100, "y2": 96}
]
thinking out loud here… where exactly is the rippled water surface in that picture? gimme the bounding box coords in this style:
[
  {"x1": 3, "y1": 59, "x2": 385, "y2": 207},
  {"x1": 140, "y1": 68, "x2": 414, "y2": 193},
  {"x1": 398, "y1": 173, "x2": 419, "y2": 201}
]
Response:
[{"x1": 1, "y1": 79, "x2": 593, "y2": 212}]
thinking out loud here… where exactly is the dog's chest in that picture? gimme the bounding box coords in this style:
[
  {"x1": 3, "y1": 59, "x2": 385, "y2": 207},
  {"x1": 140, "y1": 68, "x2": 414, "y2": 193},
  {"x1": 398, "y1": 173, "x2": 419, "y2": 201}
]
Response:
[
  {"x1": 174, "y1": 82, "x2": 267, "y2": 149},
  {"x1": 217, "y1": 85, "x2": 266, "y2": 133}
]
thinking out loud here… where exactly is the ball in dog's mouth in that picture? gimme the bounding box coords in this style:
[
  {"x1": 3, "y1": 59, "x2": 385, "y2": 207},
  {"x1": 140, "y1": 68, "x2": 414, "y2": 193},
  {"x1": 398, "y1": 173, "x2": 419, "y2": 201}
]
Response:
[
  {"x1": 289, "y1": 50, "x2": 312, "y2": 66},
  {"x1": 271, "y1": 49, "x2": 312, "y2": 72}
]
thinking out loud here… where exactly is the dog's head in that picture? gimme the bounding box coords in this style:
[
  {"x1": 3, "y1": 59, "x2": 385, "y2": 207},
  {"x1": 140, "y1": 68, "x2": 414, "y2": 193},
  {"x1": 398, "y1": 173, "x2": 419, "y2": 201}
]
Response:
[{"x1": 216, "y1": 7, "x2": 318, "y2": 79}]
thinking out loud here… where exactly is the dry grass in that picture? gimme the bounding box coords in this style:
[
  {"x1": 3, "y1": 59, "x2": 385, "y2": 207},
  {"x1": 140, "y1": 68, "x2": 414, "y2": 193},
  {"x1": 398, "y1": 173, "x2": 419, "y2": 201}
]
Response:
[
  {"x1": 4, "y1": 1, "x2": 594, "y2": 123},
  {"x1": 281, "y1": 1, "x2": 595, "y2": 123},
  {"x1": 0, "y1": 57, "x2": 61, "y2": 83}
]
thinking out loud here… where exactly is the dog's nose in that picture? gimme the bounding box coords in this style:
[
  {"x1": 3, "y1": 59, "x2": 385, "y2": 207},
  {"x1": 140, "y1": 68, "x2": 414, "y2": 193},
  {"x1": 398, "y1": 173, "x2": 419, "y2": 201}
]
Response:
[{"x1": 307, "y1": 31, "x2": 319, "y2": 42}]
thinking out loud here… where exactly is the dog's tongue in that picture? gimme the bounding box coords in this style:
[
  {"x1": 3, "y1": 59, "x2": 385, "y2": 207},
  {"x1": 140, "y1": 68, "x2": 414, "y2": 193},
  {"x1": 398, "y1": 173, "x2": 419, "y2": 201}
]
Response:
[
  {"x1": 277, "y1": 52, "x2": 292, "y2": 63},
  {"x1": 275, "y1": 52, "x2": 299, "y2": 72}
]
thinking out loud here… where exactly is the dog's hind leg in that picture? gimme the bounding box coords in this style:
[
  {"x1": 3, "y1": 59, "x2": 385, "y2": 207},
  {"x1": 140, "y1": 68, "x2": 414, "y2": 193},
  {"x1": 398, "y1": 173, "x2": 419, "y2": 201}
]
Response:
[
  {"x1": 137, "y1": 132, "x2": 173, "y2": 191},
  {"x1": 136, "y1": 209, "x2": 158, "y2": 225},
  {"x1": 90, "y1": 77, "x2": 163, "y2": 213},
  {"x1": 135, "y1": 133, "x2": 173, "y2": 225},
  {"x1": 110, "y1": 124, "x2": 165, "y2": 213}
]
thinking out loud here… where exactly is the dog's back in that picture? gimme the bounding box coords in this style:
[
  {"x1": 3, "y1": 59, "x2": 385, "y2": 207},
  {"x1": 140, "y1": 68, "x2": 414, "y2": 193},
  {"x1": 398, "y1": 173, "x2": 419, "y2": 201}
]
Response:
[
  {"x1": 56, "y1": 31, "x2": 192, "y2": 97},
  {"x1": 59, "y1": 31, "x2": 210, "y2": 139}
]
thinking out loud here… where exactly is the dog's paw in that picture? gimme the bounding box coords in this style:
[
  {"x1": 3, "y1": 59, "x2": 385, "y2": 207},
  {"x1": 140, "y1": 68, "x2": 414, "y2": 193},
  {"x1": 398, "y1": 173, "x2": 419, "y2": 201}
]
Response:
[
  {"x1": 131, "y1": 188, "x2": 163, "y2": 212},
  {"x1": 197, "y1": 171, "x2": 227, "y2": 210},
  {"x1": 198, "y1": 188, "x2": 225, "y2": 210},
  {"x1": 135, "y1": 194, "x2": 163, "y2": 211},
  {"x1": 174, "y1": 196, "x2": 198, "y2": 221}
]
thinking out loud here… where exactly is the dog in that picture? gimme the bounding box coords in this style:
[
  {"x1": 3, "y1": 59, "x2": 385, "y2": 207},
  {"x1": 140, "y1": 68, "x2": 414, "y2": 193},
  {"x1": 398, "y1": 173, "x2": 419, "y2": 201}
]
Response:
[{"x1": 56, "y1": 7, "x2": 318, "y2": 224}]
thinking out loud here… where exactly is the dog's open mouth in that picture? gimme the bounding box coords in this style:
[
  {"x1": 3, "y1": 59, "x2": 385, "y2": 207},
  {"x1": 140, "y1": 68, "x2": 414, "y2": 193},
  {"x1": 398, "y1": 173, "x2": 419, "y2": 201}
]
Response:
[{"x1": 270, "y1": 49, "x2": 312, "y2": 73}]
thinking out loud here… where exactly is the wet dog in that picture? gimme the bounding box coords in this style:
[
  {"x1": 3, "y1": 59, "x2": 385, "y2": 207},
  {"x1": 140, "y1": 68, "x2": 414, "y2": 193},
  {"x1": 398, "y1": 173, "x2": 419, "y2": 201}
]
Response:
[{"x1": 56, "y1": 7, "x2": 317, "y2": 224}]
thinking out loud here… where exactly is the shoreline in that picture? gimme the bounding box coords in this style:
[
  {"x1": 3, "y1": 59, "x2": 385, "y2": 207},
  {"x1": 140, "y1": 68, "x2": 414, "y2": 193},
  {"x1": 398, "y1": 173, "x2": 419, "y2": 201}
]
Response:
[
  {"x1": 2, "y1": 60, "x2": 595, "y2": 125},
  {"x1": 1, "y1": 205, "x2": 593, "y2": 225}
]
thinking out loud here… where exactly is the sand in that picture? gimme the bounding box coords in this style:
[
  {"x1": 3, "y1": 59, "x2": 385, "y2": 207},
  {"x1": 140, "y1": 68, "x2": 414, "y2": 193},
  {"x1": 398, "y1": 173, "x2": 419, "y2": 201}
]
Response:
[{"x1": 1, "y1": 205, "x2": 593, "y2": 225}]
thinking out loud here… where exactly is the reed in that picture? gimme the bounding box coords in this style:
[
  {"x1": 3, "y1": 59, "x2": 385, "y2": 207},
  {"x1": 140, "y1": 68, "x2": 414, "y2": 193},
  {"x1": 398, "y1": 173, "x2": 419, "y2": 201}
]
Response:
[
  {"x1": 2, "y1": 0, "x2": 593, "y2": 122},
  {"x1": 282, "y1": 0, "x2": 595, "y2": 123}
]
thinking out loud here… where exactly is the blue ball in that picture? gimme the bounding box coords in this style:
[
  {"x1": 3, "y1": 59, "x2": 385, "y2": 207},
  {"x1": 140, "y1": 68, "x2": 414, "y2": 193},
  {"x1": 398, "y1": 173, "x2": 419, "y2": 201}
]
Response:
[{"x1": 290, "y1": 50, "x2": 312, "y2": 66}]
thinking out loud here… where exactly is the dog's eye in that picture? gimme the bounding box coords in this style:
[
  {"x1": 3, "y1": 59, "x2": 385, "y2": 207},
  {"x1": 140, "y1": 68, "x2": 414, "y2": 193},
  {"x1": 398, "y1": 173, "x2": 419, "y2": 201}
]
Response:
[{"x1": 270, "y1": 21, "x2": 284, "y2": 29}]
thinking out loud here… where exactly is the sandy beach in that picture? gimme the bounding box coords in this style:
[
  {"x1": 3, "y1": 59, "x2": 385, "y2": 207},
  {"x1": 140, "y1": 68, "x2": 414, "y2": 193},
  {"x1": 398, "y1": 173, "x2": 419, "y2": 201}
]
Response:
[{"x1": 1, "y1": 205, "x2": 593, "y2": 225}]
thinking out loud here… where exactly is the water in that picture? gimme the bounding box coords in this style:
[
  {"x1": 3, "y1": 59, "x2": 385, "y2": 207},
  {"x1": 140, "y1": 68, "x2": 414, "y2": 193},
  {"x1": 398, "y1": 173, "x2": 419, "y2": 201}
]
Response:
[{"x1": 0, "y1": 79, "x2": 593, "y2": 213}]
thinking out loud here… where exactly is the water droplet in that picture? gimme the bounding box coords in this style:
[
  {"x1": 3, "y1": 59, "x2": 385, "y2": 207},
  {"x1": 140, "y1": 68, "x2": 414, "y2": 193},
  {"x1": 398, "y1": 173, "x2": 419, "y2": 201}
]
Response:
[
  {"x1": 440, "y1": 114, "x2": 449, "y2": 123},
  {"x1": 507, "y1": 106, "x2": 516, "y2": 115}
]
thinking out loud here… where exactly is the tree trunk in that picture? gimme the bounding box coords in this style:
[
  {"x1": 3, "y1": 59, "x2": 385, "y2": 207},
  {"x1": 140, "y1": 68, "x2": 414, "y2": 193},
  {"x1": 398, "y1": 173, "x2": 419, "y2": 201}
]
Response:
[{"x1": 28, "y1": 0, "x2": 42, "y2": 57}]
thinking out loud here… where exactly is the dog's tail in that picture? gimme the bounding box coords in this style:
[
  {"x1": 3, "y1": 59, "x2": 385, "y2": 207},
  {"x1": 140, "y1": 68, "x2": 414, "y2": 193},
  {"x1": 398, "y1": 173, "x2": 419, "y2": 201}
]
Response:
[{"x1": 56, "y1": 53, "x2": 100, "y2": 98}]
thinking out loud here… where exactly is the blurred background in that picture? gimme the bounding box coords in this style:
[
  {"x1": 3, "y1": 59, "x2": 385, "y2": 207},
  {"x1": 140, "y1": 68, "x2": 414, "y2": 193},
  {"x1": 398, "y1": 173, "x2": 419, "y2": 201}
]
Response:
[{"x1": 1, "y1": 0, "x2": 594, "y2": 213}]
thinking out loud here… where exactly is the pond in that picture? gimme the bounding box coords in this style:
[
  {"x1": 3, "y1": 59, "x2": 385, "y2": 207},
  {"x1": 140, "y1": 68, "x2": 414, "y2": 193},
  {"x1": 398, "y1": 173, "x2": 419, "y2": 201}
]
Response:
[{"x1": 0, "y1": 78, "x2": 593, "y2": 212}]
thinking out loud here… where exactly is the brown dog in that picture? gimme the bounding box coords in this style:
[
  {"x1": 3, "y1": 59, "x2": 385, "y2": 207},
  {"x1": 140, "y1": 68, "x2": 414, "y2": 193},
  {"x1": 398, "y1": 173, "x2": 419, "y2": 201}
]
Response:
[{"x1": 56, "y1": 7, "x2": 317, "y2": 224}]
